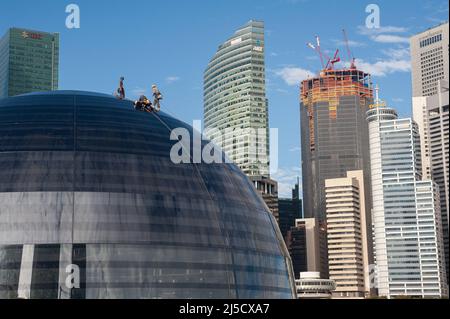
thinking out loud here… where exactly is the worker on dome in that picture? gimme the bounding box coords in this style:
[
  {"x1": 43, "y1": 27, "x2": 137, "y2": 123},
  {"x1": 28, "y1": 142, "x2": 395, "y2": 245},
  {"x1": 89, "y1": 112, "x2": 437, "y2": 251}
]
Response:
[
  {"x1": 134, "y1": 95, "x2": 152, "y2": 112},
  {"x1": 115, "y1": 76, "x2": 125, "y2": 100},
  {"x1": 152, "y1": 84, "x2": 163, "y2": 112}
]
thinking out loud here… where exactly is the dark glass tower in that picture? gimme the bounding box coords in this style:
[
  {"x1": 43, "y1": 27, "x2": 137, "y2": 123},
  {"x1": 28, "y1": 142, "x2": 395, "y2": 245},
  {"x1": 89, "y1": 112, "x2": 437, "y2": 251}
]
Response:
[
  {"x1": 285, "y1": 227, "x2": 307, "y2": 278},
  {"x1": 278, "y1": 182, "x2": 303, "y2": 239},
  {"x1": 300, "y1": 69, "x2": 373, "y2": 223},
  {"x1": 0, "y1": 91, "x2": 295, "y2": 299}
]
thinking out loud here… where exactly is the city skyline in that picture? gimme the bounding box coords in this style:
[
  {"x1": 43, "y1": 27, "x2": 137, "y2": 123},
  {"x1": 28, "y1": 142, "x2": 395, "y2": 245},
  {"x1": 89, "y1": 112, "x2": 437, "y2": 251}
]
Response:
[
  {"x1": 1, "y1": 0, "x2": 449, "y2": 302},
  {"x1": 2, "y1": 0, "x2": 448, "y2": 197}
]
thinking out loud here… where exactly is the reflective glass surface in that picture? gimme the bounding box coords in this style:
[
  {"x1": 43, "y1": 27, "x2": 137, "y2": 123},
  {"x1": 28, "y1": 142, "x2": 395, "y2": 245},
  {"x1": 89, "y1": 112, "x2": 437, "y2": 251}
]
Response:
[{"x1": 0, "y1": 91, "x2": 295, "y2": 299}]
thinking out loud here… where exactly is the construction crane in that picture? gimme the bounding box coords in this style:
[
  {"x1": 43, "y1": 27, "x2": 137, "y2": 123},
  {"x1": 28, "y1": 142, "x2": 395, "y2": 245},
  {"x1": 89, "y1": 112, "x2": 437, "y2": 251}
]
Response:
[
  {"x1": 307, "y1": 35, "x2": 340, "y2": 71},
  {"x1": 325, "y1": 49, "x2": 340, "y2": 70},
  {"x1": 342, "y1": 29, "x2": 356, "y2": 69},
  {"x1": 307, "y1": 35, "x2": 325, "y2": 69}
]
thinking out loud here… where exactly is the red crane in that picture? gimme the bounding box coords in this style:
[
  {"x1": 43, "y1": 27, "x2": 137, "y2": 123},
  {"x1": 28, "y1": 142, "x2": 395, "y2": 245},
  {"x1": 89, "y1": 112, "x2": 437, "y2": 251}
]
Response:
[
  {"x1": 307, "y1": 35, "x2": 341, "y2": 71},
  {"x1": 325, "y1": 49, "x2": 341, "y2": 70}
]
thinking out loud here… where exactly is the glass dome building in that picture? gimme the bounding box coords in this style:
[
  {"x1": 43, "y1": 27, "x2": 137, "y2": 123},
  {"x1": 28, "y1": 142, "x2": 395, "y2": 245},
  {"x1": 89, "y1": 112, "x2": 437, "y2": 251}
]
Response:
[{"x1": 0, "y1": 91, "x2": 295, "y2": 299}]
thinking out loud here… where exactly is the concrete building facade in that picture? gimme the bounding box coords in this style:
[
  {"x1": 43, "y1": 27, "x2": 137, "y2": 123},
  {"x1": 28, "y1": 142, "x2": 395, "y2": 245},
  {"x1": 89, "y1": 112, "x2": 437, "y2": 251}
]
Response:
[
  {"x1": 325, "y1": 170, "x2": 370, "y2": 298},
  {"x1": 410, "y1": 22, "x2": 449, "y2": 97},
  {"x1": 412, "y1": 80, "x2": 449, "y2": 281}
]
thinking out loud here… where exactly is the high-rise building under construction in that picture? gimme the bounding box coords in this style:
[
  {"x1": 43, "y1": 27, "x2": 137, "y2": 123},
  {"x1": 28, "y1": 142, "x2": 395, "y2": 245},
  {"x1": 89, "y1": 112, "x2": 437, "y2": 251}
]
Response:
[{"x1": 300, "y1": 68, "x2": 373, "y2": 224}]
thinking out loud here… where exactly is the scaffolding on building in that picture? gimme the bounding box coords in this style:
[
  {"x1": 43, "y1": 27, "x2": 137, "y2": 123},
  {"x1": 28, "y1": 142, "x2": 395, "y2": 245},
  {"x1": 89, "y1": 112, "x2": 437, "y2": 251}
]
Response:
[{"x1": 300, "y1": 68, "x2": 373, "y2": 152}]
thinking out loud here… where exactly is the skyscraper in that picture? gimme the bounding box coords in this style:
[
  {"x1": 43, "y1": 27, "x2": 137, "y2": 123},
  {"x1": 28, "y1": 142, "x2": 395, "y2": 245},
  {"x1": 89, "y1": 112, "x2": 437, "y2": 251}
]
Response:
[
  {"x1": 412, "y1": 80, "x2": 449, "y2": 281},
  {"x1": 204, "y1": 21, "x2": 279, "y2": 218},
  {"x1": 204, "y1": 20, "x2": 269, "y2": 177},
  {"x1": 325, "y1": 170, "x2": 370, "y2": 298},
  {"x1": 0, "y1": 28, "x2": 59, "y2": 98},
  {"x1": 411, "y1": 22, "x2": 450, "y2": 282},
  {"x1": 410, "y1": 22, "x2": 449, "y2": 97},
  {"x1": 367, "y1": 92, "x2": 448, "y2": 298},
  {"x1": 300, "y1": 68, "x2": 373, "y2": 223}
]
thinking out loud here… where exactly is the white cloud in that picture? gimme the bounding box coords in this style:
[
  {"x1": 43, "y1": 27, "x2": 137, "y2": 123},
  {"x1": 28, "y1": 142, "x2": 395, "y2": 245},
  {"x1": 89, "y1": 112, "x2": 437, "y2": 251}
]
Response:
[
  {"x1": 371, "y1": 34, "x2": 410, "y2": 44},
  {"x1": 166, "y1": 76, "x2": 180, "y2": 84},
  {"x1": 381, "y1": 47, "x2": 410, "y2": 59},
  {"x1": 271, "y1": 166, "x2": 302, "y2": 198},
  {"x1": 353, "y1": 58, "x2": 411, "y2": 77},
  {"x1": 357, "y1": 25, "x2": 408, "y2": 35},
  {"x1": 392, "y1": 97, "x2": 404, "y2": 103},
  {"x1": 289, "y1": 146, "x2": 301, "y2": 152},
  {"x1": 275, "y1": 67, "x2": 315, "y2": 86},
  {"x1": 332, "y1": 39, "x2": 366, "y2": 47},
  {"x1": 356, "y1": 25, "x2": 410, "y2": 44}
]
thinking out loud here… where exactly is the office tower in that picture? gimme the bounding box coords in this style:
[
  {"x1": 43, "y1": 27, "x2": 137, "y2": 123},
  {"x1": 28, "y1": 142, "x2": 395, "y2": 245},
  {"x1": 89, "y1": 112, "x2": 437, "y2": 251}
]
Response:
[
  {"x1": 285, "y1": 218, "x2": 323, "y2": 279},
  {"x1": 410, "y1": 22, "x2": 449, "y2": 97},
  {"x1": 367, "y1": 92, "x2": 448, "y2": 298},
  {"x1": 325, "y1": 170, "x2": 370, "y2": 298},
  {"x1": 204, "y1": 20, "x2": 269, "y2": 177},
  {"x1": 278, "y1": 181, "x2": 303, "y2": 239},
  {"x1": 295, "y1": 272, "x2": 336, "y2": 299},
  {"x1": 0, "y1": 28, "x2": 59, "y2": 98},
  {"x1": 0, "y1": 91, "x2": 296, "y2": 299},
  {"x1": 300, "y1": 69, "x2": 373, "y2": 223},
  {"x1": 204, "y1": 21, "x2": 279, "y2": 218},
  {"x1": 413, "y1": 80, "x2": 449, "y2": 281}
]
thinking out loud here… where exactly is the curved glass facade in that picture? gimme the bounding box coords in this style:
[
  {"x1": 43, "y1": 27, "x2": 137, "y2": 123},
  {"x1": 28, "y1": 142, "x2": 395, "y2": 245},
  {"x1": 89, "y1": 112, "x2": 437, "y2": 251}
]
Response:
[{"x1": 0, "y1": 91, "x2": 295, "y2": 299}]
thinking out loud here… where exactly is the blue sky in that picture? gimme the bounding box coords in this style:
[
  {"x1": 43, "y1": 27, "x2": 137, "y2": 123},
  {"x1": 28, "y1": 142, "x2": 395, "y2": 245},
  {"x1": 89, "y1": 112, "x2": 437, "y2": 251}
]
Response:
[{"x1": 1, "y1": 0, "x2": 448, "y2": 197}]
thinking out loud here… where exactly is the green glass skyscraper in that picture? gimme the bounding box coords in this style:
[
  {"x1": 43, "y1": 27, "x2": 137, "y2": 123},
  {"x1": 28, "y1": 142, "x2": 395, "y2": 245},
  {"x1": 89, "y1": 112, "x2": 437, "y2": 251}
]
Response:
[
  {"x1": 203, "y1": 21, "x2": 280, "y2": 221},
  {"x1": 0, "y1": 28, "x2": 59, "y2": 98},
  {"x1": 204, "y1": 20, "x2": 269, "y2": 177}
]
